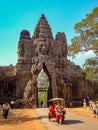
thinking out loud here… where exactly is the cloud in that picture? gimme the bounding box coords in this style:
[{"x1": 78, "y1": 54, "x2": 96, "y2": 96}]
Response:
[
  {"x1": 75, "y1": 50, "x2": 95, "y2": 59},
  {"x1": 68, "y1": 50, "x2": 95, "y2": 67},
  {"x1": 84, "y1": 50, "x2": 95, "y2": 55}
]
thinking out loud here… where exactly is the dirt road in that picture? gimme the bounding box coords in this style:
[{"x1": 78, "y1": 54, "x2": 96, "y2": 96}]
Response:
[
  {"x1": 0, "y1": 107, "x2": 98, "y2": 130},
  {"x1": 34, "y1": 108, "x2": 98, "y2": 130}
]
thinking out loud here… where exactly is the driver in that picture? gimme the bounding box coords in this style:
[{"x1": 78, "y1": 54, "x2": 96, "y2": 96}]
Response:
[
  {"x1": 55, "y1": 101, "x2": 64, "y2": 123},
  {"x1": 55, "y1": 101, "x2": 63, "y2": 113}
]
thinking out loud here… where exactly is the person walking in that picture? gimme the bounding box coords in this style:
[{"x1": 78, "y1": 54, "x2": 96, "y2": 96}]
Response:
[
  {"x1": 83, "y1": 100, "x2": 87, "y2": 112},
  {"x1": 96, "y1": 101, "x2": 98, "y2": 118},
  {"x1": 2, "y1": 101, "x2": 10, "y2": 119},
  {"x1": 92, "y1": 101, "x2": 97, "y2": 118},
  {"x1": 0, "y1": 104, "x2": 2, "y2": 110},
  {"x1": 10, "y1": 100, "x2": 15, "y2": 109}
]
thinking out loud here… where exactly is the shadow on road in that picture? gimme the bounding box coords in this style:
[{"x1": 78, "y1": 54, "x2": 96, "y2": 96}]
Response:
[
  {"x1": 0, "y1": 110, "x2": 41, "y2": 126},
  {"x1": 38, "y1": 115, "x2": 48, "y2": 119},
  {"x1": 64, "y1": 119, "x2": 84, "y2": 125},
  {"x1": 0, "y1": 115, "x2": 41, "y2": 126}
]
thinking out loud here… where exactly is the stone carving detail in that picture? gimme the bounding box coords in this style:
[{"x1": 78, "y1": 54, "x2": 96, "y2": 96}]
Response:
[{"x1": 23, "y1": 78, "x2": 36, "y2": 100}]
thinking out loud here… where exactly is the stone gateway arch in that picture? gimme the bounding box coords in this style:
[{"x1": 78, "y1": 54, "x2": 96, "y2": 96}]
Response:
[{"x1": 0, "y1": 14, "x2": 98, "y2": 107}]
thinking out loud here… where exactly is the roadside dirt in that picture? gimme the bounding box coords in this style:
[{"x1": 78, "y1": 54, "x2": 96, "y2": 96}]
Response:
[
  {"x1": 66, "y1": 107, "x2": 98, "y2": 121},
  {"x1": 0, "y1": 109, "x2": 46, "y2": 130}
]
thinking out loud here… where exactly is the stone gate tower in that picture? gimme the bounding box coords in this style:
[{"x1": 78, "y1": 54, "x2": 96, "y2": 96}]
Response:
[{"x1": 16, "y1": 14, "x2": 89, "y2": 106}]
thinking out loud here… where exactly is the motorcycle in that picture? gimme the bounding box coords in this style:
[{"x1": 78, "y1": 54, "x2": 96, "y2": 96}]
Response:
[{"x1": 55, "y1": 109, "x2": 65, "y2": 125}]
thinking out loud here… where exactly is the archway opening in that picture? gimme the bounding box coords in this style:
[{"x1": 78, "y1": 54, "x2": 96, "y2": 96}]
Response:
[{"x1": 37, "y1": 69, "x2": 49, "y2": 107}]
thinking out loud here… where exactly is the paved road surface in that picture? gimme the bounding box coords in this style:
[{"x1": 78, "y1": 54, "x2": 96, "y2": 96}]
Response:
[{"x1": 34, "y1": 108, "x2": 98, "y2": 130}]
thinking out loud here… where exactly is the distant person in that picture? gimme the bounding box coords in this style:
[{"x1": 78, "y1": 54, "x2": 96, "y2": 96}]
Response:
[
  {"x1": 92, "y1": 101, "x2": 97, "y2": 118},
  {"x1": 83, "y1": 98, "x2": 86, "y2": 102},
  {"x1": 96, "y1": 101, "x2": 98, "y2": 118},
  {"x1": 2, "y1": 101, "x2": 10, "y2": 119},
  {"x1": 10, "y1": 100, "x2": 15, "y2": 109},
  {"x1": 40, "y1": 100, "x2": 43, "y2": 107},
  {"x1": 89, "y1": 100, "x2": 92, "y2": 111},
  {"x1": 69, "y1": 102, "x2": 72, "y2": 108},
  {"x1": 83, "y1": 100, "x2": 87, "y2": 112},
  {"x1": 0, "y1": 104, "x2": 2, "y2": 111},
  {"x1": 43, "y1": 102, "x2": 47, "y2": 107}
]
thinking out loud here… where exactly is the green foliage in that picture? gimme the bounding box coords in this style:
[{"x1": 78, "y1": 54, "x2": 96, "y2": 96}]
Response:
[
  {"x1": 39, "y1": 92, "x2": 47, "y2": 104},
  {"x1": 83, "y1": 57, "x2": 98, "y2": 79},
  {"x1": 68, "y1": 7, "x2": 98, "y2": 57}
]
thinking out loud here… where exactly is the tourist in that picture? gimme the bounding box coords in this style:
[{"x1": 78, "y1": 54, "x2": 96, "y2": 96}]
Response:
[
  {"x1": 42, "y1": 102, "x2": 47, "y2": 107},
  {"x1": 0, "y1": 104, "x2": 2, "y2": 111},
  {"x1": 40, "y1": 100, "x2": 43, "y2": 107},
  {"x1": 2, "y1": 101, "x2": 11, "y2": 119},
  {"x1": 96, "y1": 101, "x2": 98, "y2": 118},
  {"x1": 83, "y1": 100, "x2": 87, "y2": 112},
  {"x1": 69, "y1": 102, "x2": 72, "y2": 108},
  {"x1": 89, "y1": 100, "x2": 93, "y2": 111},
  {"x1": 86, "y1": 96, "x2": 90, "y2": 105},
  {"x1": 10, "y1": 100, "x2": 15, "y2": 109},
  {"x1": 92, "y1": 101, "x2": 97, "y2": 118}
]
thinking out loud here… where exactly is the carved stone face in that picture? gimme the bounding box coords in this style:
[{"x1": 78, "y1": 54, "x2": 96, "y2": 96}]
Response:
[
  {"x1": 38, "y1": 42, "x2": 49, "y2": 55},
  {"x1": 38, "y1": 43, "x2": 43, "y2": 52}
]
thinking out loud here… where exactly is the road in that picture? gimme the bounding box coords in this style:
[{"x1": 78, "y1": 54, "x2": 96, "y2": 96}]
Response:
[{"x1": 34, "y1": 108, "x2": 98, "y2": 130}]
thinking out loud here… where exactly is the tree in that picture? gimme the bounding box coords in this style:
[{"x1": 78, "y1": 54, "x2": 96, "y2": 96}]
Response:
[
  {"x1": 39, "y1": 92, "x2": 47, "y2": 105},
  {"x1": 68, "y1": 7, "x2": 98, "y2": 58},
  {"x1": 83, "y1": 57, "x2": 98, "y2": 79}
]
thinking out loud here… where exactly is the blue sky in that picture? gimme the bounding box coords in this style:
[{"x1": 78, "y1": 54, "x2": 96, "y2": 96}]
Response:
[{"x1": 0, "y1": 0, "x2": 98, "y2": 67}]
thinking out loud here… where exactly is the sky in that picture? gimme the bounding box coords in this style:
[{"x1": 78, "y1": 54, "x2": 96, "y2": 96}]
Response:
[{"x1": 0, "y1": 0, "x2": 98, "y2": 67}]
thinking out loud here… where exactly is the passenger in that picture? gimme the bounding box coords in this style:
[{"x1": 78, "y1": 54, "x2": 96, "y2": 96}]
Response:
[{"x1": 49, "y1": 102, "x2": 55, "y2": 117}]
